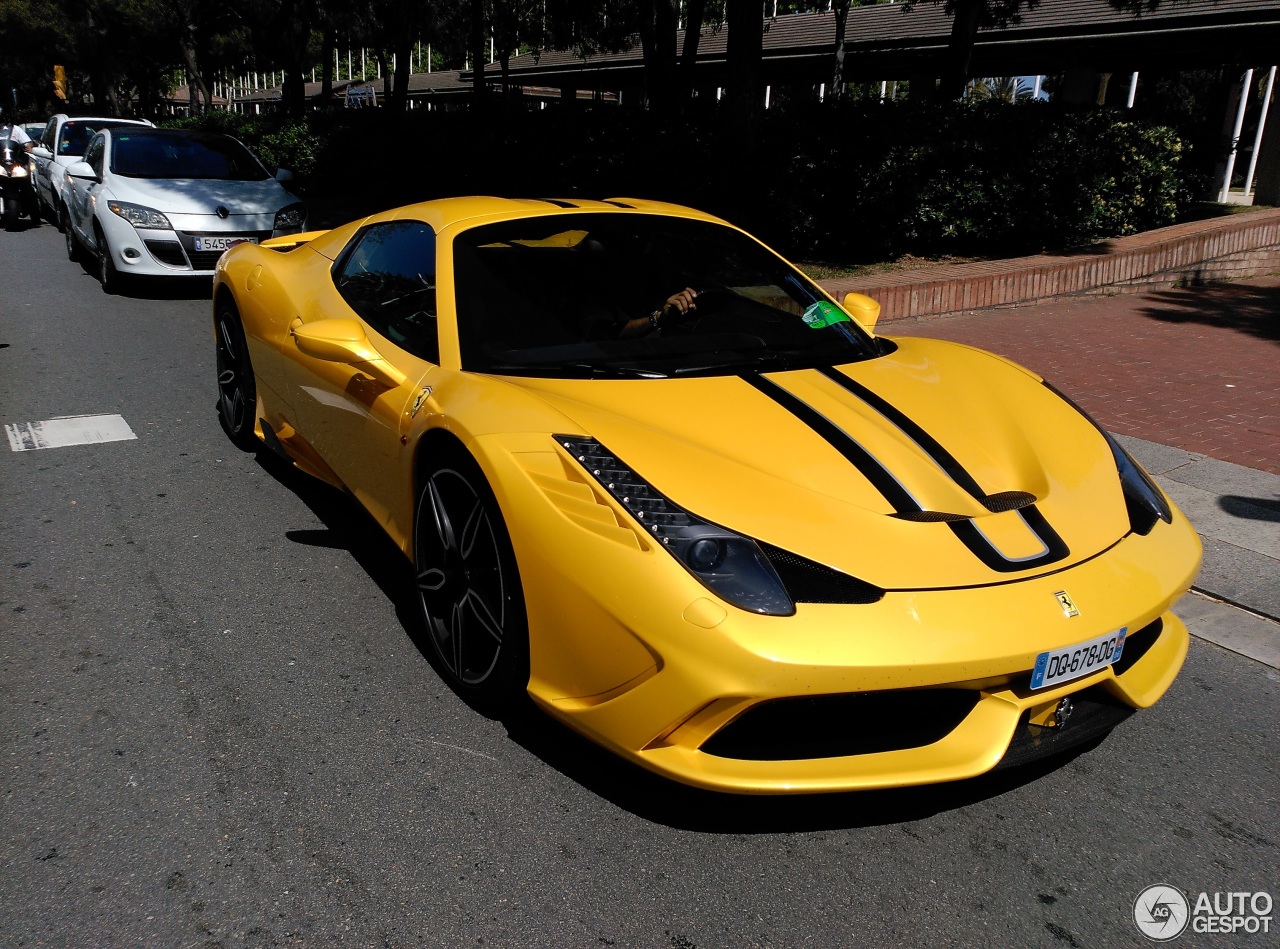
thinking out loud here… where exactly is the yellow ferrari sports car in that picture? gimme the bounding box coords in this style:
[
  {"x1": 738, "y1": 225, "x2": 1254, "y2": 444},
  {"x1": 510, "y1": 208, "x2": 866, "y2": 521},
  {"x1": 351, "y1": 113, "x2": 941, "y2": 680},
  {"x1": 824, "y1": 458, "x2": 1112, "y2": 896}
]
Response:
[{"x1": 212, "y1": 197, "x2": 1200, "y2": 794}]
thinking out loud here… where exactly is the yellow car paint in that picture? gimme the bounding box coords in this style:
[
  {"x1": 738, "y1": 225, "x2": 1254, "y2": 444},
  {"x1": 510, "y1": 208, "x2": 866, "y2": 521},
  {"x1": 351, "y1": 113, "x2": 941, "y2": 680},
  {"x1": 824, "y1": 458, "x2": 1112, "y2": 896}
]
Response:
[{"x1": 213, "y1": 196, "x2": 1201, "y2": 794}]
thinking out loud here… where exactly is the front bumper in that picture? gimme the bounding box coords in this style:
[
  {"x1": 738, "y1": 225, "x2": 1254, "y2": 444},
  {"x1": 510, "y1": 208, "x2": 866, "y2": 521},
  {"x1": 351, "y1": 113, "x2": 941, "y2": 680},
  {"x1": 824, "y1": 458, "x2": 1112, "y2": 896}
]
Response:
[
  {"x1": 98, "y1": 208, "x2": 298, "y2": 277},
  {"x1": 489, "y1": 438, "x2": 1201, "y2": 794}
]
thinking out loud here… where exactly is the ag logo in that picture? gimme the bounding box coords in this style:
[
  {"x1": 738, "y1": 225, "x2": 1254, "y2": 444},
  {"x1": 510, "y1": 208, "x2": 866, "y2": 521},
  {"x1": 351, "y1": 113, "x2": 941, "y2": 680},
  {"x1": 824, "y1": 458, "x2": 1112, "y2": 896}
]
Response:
[
  {"x1": 1055, "y1": 590, "x2": 1080, "y2": 617},
  {"x1": 1134, "y1": 884, "x2": 1190, "y2": 941}
]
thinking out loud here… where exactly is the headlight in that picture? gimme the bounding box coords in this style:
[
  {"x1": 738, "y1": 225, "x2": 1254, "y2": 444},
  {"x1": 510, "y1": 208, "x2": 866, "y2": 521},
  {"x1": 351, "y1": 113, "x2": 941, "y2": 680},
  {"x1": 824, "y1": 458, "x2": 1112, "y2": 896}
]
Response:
[
  {"x1": 10, "y1": 164, "x2": 27, "y2": 178},
  {"x1": 108, "y1": 201, "x2": 172, "y2": 230},
  {"x1": 273, "y1": 203, "x2": 306, "y2": 231},
  {"x1": 557, "y1": 436, "x2": 795, "y2": 615},
  {"x1": 1044, "y1": 382, "x2": 1171, "y2": 535}
]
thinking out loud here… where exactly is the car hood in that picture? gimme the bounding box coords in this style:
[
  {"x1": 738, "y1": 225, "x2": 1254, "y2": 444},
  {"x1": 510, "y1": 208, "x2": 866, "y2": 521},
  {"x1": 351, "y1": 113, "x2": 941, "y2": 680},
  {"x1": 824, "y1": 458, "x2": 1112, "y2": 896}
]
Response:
[
  {"x1": 105, "y1": 175, "x2": 291, "y2": 216},
  {"x1": 498, "y1": 337, "x2": 1133, "y2": 590}
]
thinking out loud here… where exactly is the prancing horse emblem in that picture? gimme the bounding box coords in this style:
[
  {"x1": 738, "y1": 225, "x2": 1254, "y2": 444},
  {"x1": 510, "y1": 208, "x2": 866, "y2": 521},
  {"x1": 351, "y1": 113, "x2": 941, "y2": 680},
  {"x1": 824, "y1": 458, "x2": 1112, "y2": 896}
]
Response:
[
  {"x1": 1055, "y1": 590, "x2": 1080, "y2": 617},
  {"x1": 410, "y1": 386, "x2": 433, "y2": 418}
]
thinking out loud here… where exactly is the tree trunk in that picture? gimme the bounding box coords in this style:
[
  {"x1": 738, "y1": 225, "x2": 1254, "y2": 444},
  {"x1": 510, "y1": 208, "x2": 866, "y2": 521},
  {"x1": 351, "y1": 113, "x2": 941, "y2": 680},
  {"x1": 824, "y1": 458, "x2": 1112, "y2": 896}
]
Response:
[
  {"x1": 680, "y1": 0, "x2": 706, "y2": 101},
  {"x1": 321, "y1": 26, "x2": 335, "y2": 107},
  {"x1": 726, "y1": 0, "x2": 763, "y2": 126},
  {"x1": 470, "y1": 0, "x2": 488, "y2": 103},
  {"x1": 831, "y1": 0, "x2": 851, "y2": 99},
  {"x1": 179, "y1": 33, "x2": 211, "y2": 113},
  {"x1": 937, "y1": 0, "x2": 983, "y2": 101},
  {"x1": 390, "y1": 39, "x2": 413, "y2": 112}
]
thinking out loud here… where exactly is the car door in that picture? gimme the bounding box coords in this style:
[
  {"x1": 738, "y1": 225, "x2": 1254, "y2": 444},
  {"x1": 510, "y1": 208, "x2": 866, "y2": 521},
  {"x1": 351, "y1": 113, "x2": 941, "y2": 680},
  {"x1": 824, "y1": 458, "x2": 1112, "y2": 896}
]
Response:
[
  {"x1": 66, "y1": 133, "x2": 105, "y2": 247},
  {"x1": 32, "y1": 119, "x2": 58, "y2": 209},
  {"x1": 285, "y1": 219, "x2": 440, "y2": 531}
]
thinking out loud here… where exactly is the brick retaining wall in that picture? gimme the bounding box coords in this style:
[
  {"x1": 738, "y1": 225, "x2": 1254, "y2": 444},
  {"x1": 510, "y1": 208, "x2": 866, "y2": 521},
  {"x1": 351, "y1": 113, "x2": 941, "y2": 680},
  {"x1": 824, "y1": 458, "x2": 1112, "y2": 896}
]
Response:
[{"x1": 819, "y1": 207, "x2": 1280, "y2": 323}]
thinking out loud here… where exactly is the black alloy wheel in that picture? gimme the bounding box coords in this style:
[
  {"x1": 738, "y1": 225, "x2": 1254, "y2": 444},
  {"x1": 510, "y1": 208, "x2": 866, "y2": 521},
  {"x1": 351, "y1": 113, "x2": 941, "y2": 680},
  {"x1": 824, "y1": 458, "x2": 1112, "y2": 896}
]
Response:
[
  {"x1": 414, "y1": 445, "x2": 528, "y2": 709},
  {"x1": 94, "y1": 223, "x2": 120, "y2": 294},
  {"x1": 214, "y1": 301, "x2": 259, "y2": 450}
]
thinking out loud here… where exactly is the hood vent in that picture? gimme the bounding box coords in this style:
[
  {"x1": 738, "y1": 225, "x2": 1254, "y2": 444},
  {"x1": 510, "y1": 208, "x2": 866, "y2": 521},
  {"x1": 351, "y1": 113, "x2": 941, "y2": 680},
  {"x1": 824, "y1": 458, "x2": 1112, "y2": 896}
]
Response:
[{"x1": 981, "y1": 491, "x2": 1037, "y2": 513}]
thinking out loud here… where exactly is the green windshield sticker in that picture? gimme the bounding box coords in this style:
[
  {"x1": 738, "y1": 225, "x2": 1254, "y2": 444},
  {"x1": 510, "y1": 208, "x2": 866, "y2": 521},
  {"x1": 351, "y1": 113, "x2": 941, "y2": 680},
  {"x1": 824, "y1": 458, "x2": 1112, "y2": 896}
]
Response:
[{"x1": 801, "y1": 301, "x2": 851, "y2": 329}]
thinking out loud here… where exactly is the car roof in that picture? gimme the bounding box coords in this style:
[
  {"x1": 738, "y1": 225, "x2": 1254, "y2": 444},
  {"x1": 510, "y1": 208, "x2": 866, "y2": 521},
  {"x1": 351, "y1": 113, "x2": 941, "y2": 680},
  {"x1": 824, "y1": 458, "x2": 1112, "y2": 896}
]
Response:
[{"x1": 305, "y1": 196, "x2": 732, "y2": 259}]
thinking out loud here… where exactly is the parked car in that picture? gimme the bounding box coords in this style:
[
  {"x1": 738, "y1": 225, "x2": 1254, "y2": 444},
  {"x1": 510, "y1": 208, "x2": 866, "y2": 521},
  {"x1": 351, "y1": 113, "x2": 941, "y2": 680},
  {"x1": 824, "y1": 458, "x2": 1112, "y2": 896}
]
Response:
[
  {"x1": 31, "y1": 114, "x2": 153, "y2": 228},
  {"x1": 210, "y1": 196, "x2": 1201, "y2": 794},
  {"x1": 21, "y1": 121, "x2": 47, "y2": 142},
  {"x1": 64, "y1": 127, "x2": 305, "y2": 293}
]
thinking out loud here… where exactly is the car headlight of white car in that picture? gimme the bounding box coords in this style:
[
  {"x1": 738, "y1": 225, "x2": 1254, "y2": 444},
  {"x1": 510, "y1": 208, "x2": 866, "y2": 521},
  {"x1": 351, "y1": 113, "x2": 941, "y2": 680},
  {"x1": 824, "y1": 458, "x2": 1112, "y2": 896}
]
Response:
[
  {"x1": 273, "y1": 203, "x2": 306, "y2": 231},
  {"x1": 108, "y1": 200, "x2": 173, "y2": 229}
]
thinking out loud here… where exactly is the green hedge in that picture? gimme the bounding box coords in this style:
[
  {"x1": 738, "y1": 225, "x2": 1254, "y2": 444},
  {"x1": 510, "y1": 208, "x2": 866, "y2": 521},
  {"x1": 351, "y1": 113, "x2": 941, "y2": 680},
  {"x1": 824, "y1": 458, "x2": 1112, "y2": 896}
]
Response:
[{"x1": 166, "y1": 100, "x2": 1189, "y2": 262}]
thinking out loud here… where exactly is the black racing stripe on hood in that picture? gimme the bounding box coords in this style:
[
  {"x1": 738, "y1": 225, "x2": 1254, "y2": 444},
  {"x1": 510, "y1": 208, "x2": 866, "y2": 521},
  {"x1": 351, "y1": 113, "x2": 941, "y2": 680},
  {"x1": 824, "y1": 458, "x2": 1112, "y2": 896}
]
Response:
[
  {"x1": 739, "y1": 372, "x2": 920, "y2": 513},
  {"x1": 948, "y1": 506, "x2": 1070, "y2": 573},
  {"x1": 817, "y1": 366, "x2": 987, "y2": 500}
]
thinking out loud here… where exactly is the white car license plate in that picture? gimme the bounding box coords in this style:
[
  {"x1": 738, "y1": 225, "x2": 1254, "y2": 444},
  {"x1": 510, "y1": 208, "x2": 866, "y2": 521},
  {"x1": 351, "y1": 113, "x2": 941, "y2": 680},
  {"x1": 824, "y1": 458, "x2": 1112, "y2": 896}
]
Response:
[
  {"x1": 1030, "y1": 627, "x2": 1127, "y2": 690},
  {"x1": 194, "y1": 236, "x2": 257, "y2": 252}
]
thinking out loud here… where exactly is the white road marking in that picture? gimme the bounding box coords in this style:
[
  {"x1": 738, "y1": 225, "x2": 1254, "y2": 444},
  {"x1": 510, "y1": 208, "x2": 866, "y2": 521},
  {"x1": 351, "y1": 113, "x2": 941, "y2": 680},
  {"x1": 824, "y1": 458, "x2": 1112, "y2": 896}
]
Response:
[{"x1": 5, "y1": 414, "x2": 137, "y2": 452}]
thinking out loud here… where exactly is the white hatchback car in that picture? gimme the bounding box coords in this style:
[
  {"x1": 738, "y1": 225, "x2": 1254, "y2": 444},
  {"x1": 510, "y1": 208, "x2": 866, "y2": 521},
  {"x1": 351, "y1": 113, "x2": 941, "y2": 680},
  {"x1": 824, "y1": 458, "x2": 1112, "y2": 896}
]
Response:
[
  {"x1": 32, "y1": 114, "x2": 154, "y2": 227},
  {"x1": 64, "y1": 127, "x2": 305, "y2": 292}
]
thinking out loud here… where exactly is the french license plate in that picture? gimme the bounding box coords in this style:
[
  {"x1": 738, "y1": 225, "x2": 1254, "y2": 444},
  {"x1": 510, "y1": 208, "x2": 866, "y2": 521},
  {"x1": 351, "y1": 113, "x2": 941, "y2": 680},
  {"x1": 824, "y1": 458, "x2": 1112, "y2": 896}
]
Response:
[
  {"x1": 194, "y1": 236, "x2": 257, "y2": 252},
  {"x1": 1030, "y1": 627, "x2": 1128, "y2": 690}
]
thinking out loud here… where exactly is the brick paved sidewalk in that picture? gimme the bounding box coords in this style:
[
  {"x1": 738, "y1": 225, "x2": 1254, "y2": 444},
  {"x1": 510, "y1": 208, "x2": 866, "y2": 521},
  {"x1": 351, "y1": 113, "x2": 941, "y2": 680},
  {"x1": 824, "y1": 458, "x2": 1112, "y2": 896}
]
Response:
[{"x1": 885, "y1": 276, "x2": 1280, "y2": 475}]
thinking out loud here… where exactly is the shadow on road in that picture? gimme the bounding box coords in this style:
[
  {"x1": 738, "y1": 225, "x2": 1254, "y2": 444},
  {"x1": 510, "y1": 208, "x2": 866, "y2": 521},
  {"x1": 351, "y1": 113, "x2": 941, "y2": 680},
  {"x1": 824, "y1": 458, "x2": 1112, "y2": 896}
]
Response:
[
  {"x1": 1219, "y1": 494, "x2": 1280, "y2": 522},
  {"x1": 1136, "y1": 282, "x2": 1280, "y2": 342},
  {"x1": 245, "y1": 437, "x2": 1111, "y2": 832}
]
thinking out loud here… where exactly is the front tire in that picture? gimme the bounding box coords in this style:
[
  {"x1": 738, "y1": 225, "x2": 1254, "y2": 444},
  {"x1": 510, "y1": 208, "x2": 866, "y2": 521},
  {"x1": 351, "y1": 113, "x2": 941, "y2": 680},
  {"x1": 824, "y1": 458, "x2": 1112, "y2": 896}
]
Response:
[
  {"x1": 64, "y1": 210, "x2": 81, "y2": 261},
  {"x1": 94, "y1": 223, "x2": 120, "y2": 294},
  {"x1": 2, "y1": 196, "x2": 18, "y2": 232},
  {"x1": 214, "y1": 300, "x2": 259, "y2": 450},
  {"x1": 414, "y1": 444, "x2": 529, "y2": 711}
]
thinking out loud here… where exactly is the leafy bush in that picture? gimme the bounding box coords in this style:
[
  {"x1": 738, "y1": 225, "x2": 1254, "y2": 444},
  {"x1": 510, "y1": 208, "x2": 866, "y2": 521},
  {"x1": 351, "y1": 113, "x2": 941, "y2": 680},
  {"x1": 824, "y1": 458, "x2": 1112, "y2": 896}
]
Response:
[{"x1": 162, "y1": 100, "x2": 1189, "y2": 262}]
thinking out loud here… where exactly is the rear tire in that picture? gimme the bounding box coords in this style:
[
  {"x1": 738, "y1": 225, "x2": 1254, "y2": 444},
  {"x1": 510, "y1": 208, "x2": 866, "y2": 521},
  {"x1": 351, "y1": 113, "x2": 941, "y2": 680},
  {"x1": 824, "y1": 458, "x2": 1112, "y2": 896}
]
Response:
[
  {"x1": 414, "y1": 443, "x2": 529, "y2": 712},
  {"x1": 214, "y1": 299, "x2": 259, "y2": 450}
]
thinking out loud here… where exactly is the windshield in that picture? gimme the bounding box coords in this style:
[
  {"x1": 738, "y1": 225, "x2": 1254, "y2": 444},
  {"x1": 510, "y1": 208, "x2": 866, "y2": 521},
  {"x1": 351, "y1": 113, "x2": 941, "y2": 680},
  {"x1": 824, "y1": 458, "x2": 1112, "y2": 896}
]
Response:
[
  {"x1": 58, "y1": 120, "x2": 142, "y2": 157},
  {"x1": 110, "y1": 131, "x2": 269, "y2": 181},
  {"x1": 452, "y1": 214, "x2": 879, "y2": 378}
]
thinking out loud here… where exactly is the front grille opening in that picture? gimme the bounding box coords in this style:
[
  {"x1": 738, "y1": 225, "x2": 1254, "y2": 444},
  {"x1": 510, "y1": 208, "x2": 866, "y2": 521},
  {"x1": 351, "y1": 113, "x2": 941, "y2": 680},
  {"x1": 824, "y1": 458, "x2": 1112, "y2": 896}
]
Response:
[
  {"x1": 144, "y1": 240, "x2": 188, "y2": 268},
  {"x1": 699, "y1": 689, "x2": 979, "y2": 761},
  {"x1": 759, "y1": 542, "x2": 884, "y2": 604},
  {"x1": 982, "y1": 491, "x2": 1037, "y2": 512},
  {"x1": 995, "y1": 686, "x2": 1133, "y2": 771},
  {"x1": 1111, "y1": 617, "x2": 1163, "y2": 677}
]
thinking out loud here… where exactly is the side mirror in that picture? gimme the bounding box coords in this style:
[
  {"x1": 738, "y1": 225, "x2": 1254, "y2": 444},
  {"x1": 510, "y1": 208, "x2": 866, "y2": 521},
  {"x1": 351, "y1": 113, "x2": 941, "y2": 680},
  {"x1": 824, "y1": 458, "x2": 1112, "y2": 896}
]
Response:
[
  {"x1": 32, "y1": 145, "x2": 51, "y2": 159},
  {"x1": 842, "y1": 292, "x2": 881, "y2": 333},
  {"x1": 65, "y1": 160, "x2": 99, "y2": 182},
  {"x1": 275, "y1": 167, "x2": 294, "y2": 182},
  {"x1": 291, "y1": 318, "x2": 407, "y2": 388}
]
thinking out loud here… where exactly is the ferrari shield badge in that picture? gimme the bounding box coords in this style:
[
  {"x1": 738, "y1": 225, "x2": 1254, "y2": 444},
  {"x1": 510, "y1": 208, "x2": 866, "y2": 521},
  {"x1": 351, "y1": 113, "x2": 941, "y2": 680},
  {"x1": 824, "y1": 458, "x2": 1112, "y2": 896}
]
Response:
[
  {"x1": 1055, "y1": 590, "x2": 1081, "y2": 617},
  {"x1": 410, "y1": 386, "x2": 433, "y2": 418}
]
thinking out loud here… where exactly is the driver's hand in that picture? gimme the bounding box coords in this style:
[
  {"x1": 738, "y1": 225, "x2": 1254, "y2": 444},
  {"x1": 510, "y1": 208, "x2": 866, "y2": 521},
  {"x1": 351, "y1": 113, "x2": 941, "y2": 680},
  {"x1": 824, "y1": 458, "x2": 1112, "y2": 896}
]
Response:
[{"x1": 661, "y1": 288, "x2": 698, "y2": 321}]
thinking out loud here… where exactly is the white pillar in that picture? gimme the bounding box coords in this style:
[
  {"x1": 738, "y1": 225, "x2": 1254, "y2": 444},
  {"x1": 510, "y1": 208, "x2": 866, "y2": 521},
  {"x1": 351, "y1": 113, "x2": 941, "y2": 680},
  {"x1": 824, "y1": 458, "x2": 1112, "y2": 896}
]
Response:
[
  {"x1": 362, "y1": 48, "x2": 366, "y2": 79},
  {"x1": 1126, "y1": 72, "x2": 1138, "y2": 109},
  {"x1": 1221, "y1": 68, "x2": 1255, "y2": 202},
  {"x1": 1244, "y1": 66, "x2": 1277, "y2": 198},
  {"x1": 818, "y1": 82, "x2": 825, "y2": 102},
  {"x1": 880, "y1": 79, "x2": 887, "y2": 100},
  {"x1": 428, "y1": 44, "x2": 432, "y2": 73},
  {"x1": 490, "y1": 36, "x2": 495, "y2": 64},
  {"x1": 765, "y1": 85, "x2": 771, "y2": 109},
  {"x1": 1032, "y1": 75, "x2": 1042, "y2": 100}
]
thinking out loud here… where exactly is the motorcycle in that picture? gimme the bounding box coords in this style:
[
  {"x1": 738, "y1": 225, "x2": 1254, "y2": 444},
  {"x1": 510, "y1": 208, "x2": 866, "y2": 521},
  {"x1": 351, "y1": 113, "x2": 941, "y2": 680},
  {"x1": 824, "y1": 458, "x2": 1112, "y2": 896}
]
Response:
[{"x1": 0, "y1": 133, "x2": 41, "y2": 231}]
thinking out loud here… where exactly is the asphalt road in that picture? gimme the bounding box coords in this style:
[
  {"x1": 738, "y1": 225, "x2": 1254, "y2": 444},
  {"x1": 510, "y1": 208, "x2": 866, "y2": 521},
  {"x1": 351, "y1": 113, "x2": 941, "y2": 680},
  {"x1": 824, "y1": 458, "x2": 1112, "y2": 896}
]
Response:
[{"x1": 2, "y1": 223, "x2": 1277, "y2": 948}]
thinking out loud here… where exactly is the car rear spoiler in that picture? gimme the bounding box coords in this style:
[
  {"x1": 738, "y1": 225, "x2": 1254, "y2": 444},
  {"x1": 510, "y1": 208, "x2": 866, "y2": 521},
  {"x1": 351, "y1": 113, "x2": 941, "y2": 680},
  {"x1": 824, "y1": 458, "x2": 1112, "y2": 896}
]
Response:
[{"x1": 261, "y1": 229, "x2": 329, "y2": 251}]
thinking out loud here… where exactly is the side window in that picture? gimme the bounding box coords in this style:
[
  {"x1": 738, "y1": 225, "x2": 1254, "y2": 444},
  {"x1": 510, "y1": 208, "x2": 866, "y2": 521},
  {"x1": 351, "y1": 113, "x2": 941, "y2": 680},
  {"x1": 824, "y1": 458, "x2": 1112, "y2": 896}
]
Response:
[
  {"x1": 333, "y1": 220, "x2": 439, "y2": 364},
  {"x1": 85, "y1": 135, "x2": 105, "y2": 176},
  {"x1": 42, "y1": 121, "x2": 56, "y2": 151}
]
